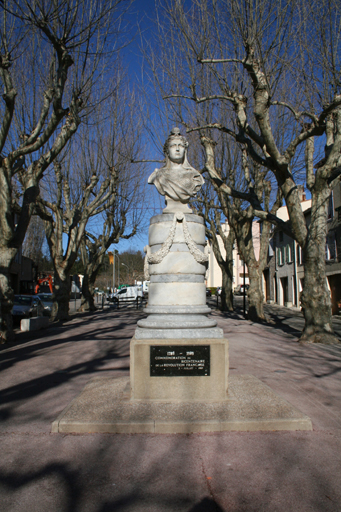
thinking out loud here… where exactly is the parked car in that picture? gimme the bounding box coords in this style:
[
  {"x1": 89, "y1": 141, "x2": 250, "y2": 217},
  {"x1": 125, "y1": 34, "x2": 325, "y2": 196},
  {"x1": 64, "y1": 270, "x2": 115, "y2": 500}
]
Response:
[
  {"x1": 37, "y1": 293, "x2": 53, "y2": 316},
  {"x1": 234, "y1": 284, "x2": 249, "y2": 295},
  {"x1": 12, "y1": 295, "x2": 44, "y2": 321},
  {"x1": 216, "y1": 287, "x2": 222, "y2": 296}
]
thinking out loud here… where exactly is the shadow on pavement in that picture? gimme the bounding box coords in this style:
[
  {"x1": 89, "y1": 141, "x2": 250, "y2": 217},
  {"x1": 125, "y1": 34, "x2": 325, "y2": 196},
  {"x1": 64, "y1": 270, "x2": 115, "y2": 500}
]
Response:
[
  {"x1": 209, "y1": 296, "x2": 341, "y2": 343},
  {"x1": 0, "y1": 430, "x2": 340, "y2": 512},
  {"x1": 188, "y1": 497, "x2": 225, "y2": 511},
  {"x1": 0, "y1": 298, "x2": 341, "y2": 511}
]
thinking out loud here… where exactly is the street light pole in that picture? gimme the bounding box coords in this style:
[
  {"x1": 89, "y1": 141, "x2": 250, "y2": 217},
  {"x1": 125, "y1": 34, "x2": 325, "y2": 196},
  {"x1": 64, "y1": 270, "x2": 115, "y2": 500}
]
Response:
[
  {"x1": 109, "y1": 251, "x2": 120, "y2": 292},
  {"x1": 121, "y1": 262, "x2": 130, "y2": 285},
  {"x1": 243, "y1": 260, "x2": 246, "y2": 318},
  {"x1": 113, "y1": 253, "x2": 115, "y2": 292}
]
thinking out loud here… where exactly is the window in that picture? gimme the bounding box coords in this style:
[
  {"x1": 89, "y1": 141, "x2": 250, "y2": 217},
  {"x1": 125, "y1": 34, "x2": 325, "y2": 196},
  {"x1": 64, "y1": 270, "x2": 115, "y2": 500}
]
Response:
[
  {"x1": 14, "y1": 250, "x2": 22, "y2": 264},
  {"x1": 328, "y1": 192, "x2": 334, "y2": 220},
  {"x1": 268, "y1": 239, "x2": 274, "y2": 256},
  {"x1": 286, "y1": 244, "x2": 292, "y2": 263},
  {"x1": 277, "y1": 247, "x2": 284, "y2": 266},
  {"x1": 297, "y1": 245, "x2": 303, "y2": 265},
  {"x1": 325, "y1": 234, "x2": 336, "y2": 260},
  {"x1": 281, "y1": 246, "x2": 286, "y2": 265}
]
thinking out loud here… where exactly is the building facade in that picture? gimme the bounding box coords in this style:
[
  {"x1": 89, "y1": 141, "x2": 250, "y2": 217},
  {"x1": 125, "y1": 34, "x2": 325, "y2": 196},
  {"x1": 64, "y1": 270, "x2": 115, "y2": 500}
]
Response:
[
  {"x1": 206, "y1": 221, "x2": 261, "y2": 290},
  {"x1": 207, "y1": 184, "x2": 341, "y2": 314}
]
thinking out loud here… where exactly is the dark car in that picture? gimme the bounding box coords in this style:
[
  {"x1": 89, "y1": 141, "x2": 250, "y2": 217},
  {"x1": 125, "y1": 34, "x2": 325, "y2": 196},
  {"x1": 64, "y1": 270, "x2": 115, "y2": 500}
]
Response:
[
  {"x1": 12, "y1": 295, "x2": 44, "y2": 321},
  {"x1": 37, "y1": 293, "x2": 53, "y2": 316},
  {"x1": 206, "y1": 288, "x2": 212, "y2": 297}
]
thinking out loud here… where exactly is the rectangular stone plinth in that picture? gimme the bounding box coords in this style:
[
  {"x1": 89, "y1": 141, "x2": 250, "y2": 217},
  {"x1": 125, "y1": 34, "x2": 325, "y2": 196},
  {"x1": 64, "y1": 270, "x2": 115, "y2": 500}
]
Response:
[
  {"x1": 130, "y1": 337, "x2": 229, "y2": 401},
  {"x1": 20, "y1": 316, "x2": 49, "y2": 332},
  {"x1": 51, "y1": 375, "x2": 313, "y2": 434}
]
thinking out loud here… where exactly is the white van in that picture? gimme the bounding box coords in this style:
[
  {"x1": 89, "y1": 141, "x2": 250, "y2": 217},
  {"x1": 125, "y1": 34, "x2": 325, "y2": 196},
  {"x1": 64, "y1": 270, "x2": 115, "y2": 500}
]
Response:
[{"x1": 108, "y1": 286, "x2": 143, "y2": 304}]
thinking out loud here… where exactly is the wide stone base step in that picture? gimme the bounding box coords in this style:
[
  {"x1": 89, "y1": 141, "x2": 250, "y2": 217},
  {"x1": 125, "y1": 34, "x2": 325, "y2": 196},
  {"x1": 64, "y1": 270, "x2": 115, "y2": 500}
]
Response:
[{"x1": 52, "y1": 374, "x2": 312, "y2": 434}]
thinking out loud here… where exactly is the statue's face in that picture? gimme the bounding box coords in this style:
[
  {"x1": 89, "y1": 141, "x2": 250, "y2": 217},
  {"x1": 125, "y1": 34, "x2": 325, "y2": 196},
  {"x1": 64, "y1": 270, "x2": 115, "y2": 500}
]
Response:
[{"x1": 168, "y1": 138, "x2": 185, "y2": 163}]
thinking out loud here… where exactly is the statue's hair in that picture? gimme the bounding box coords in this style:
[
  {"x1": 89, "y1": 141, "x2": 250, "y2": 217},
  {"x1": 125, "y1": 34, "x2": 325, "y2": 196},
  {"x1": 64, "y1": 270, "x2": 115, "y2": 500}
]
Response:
[{"x1": 163, "y1": 127, "x2": 188, "y2": 155}]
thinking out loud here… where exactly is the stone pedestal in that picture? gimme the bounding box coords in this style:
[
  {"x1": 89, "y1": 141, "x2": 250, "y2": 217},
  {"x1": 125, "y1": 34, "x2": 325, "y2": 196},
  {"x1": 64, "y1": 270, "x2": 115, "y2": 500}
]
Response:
[
  {"x1": 135, "y1": 212, "x2": 223, "y2": 340},
  {"x1": 131, "y1": 211, "x2": 228, "y2": 405}
]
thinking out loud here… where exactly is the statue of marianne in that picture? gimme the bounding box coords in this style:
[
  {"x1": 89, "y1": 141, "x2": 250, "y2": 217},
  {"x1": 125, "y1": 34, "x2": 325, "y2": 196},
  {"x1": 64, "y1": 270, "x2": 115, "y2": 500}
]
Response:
[{"x1": 148, "y1": 127, "x2": 204, "y2": 212}]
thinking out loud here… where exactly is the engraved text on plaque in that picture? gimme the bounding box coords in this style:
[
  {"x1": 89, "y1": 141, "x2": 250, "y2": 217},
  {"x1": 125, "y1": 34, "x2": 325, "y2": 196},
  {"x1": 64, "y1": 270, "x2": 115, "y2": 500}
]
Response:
[{"x1": 150, "y1": 345, "x2": 210, "y2": 376}]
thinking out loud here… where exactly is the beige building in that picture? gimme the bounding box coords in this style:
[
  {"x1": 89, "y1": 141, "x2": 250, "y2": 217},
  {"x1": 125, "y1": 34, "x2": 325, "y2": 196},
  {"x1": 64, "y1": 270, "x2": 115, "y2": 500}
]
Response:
[
  {"x1": 206, "y1": 221, "x2": 262, "y2": 290},
  {"x1": 206, "y1": 192, "x2": 312, "y2": 294}
]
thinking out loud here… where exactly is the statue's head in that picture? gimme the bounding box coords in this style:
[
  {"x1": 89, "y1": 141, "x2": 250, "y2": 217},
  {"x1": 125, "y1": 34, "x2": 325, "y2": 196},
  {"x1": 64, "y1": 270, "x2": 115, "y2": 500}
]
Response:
[
  {"x1": 164, "y1": 127, "x2": 188, "y2": 154},
  {"x1": 163, "y1": 127, "x2": 191, "y2": 168},
  {"x1": 148, "y1": 126, "x2": 204, "y2": 205}
]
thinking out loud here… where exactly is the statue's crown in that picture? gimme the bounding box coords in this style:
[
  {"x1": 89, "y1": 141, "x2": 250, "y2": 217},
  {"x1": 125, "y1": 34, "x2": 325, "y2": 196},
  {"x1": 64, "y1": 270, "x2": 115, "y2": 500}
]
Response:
[
  {"x1": 170, "y1": 127, "x2": 181, "y2": 136},
  {"x1": 163, "y1": 127, "x2": 188, "y2": 154}
]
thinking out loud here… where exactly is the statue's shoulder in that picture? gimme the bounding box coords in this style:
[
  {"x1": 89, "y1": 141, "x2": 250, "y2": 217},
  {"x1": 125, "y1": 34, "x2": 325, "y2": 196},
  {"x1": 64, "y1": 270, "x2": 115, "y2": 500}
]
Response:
[{"x1": 148, "y1": 167, "x2": 162, "y2": 184}]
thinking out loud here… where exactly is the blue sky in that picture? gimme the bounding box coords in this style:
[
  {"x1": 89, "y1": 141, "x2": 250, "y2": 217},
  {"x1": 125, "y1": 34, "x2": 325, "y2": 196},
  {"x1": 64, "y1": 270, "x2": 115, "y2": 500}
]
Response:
[{"x1": 108, "y1": 0, "x2": 168, "y2": 254}]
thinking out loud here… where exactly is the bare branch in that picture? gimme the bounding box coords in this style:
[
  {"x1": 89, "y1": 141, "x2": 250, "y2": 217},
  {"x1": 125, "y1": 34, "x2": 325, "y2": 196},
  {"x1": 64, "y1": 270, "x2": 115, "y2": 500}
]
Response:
[
  {"x1": 0, "y1": 56, "x2": 16, "y2": 153},
  {"x1": 199, "y1": 58, "x2": 244, "y2": 64},
  {"x1": 164, "y1": 93, "x2": 234, "y2": 103},
  {"x1": 187, "y1": 123, "x2": 237, "y2": 139},
  {"x1": 305, "y1": 136, "x2": 315, "y2": 190},
  {"x1": 270, "y1": 101, "x2": 318, "y2": 123}
]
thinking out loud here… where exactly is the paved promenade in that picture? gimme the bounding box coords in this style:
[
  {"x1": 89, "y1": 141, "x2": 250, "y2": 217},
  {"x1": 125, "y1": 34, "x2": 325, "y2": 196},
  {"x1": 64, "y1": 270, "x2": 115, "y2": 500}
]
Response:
[{"x1": 0, "y1": 300, "x2": 340, "y2": 511}]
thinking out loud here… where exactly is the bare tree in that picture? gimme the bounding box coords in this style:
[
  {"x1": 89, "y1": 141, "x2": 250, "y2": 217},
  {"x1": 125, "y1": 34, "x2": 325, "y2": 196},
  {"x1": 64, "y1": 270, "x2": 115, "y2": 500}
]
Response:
[
  {"x1": 206, "y1": 207, "x2": 235, "y2": 312},
  {"x1": 118, "y1": 249, "x2": 145, "y2": 285},
  {"x1": 152, "y1": 0, "x2": 341, "y2": 343},
  {"x1": 202, "y1": 139, "x2": 282, "y2": 321},
  {"x1": 0, "y1": 0, "x2": 130, "y2": 339},
  {"x1": 193, "y1": 170, "x2": 235, "y2": 311},
  {"x1": 79, "y1": 222, "x2": 135, "y2": 312},
  {"x1": 78, "y1": 99, "x2": 146, "y2": 311},
  {"x1": 38, "y1": 78, "x2": 146, "y2": 318},
  {"x1": 37, "y1": 155, "x2": 119, "y2": 320}
]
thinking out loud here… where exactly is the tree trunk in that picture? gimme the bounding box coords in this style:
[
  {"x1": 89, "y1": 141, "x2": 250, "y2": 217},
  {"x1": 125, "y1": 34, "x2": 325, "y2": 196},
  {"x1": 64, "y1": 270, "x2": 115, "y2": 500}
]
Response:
[
  {"x1": 299, "y1": 188, "x2": 338, "y2": 344},
  {"x1": 51, "y1": 271, "x2": 70, "y2": 321},
  {"x1": 232, "y1": 212, "x2": 268, "y2": 323},
  {"x1": 206, "y1": 217, "x2": 235, "y2": 312},
  {"x1": 300, "y1": 252, "x2": 335, "y2": 343},
  {"x1": 247, "y1": 264, "x2": 266, "y2": 322},
  {"x1": 79, "y1": 273, "x2": 96, "y2": 312},
  {"x1": 220, "y1": 263, "x2": 233, "y2": 311},
  {"x1": 0, "y1": 248, "x2": 16, "y2": 342}
]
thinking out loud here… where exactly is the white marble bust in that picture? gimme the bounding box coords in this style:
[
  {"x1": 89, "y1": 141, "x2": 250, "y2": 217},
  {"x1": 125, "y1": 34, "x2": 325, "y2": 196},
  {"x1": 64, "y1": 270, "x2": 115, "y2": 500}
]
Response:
[{"x1": 148, "y1": 127, "x2": 204, "y2": 212}]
